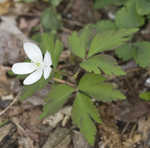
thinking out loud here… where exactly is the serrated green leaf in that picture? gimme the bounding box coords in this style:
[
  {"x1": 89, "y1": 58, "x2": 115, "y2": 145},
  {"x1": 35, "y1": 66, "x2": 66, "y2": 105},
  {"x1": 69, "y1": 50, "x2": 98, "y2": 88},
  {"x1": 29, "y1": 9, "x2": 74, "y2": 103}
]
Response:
[
  {"x1": 40, "y1": 32, "x2": 55, "y2": 54},
  {"x1": 39, "y1": 33, "x2": 63, "y2": 68},
  {"x1": 115, "y1": 44, "x2": 136, "y2": 61},
  {"x1": 50, "y1": 0, "x2": 62, "y2": 7},
  {"x1": 52, "y1": 40, "x2": 63, "y2": 68},
  {"x1": 23, "y1": 0, "x2": 37, "y2": 2},
  {"x1": 68, "y1": 27, "x2": 92, "y2": 59},
  {"x1": 32, "y1": 33, "x2": 41, "y2": 43},
  {"x1": 140, "y1": 92, "x2": 150, "y2": 101},
  {"x1": 84, "y1": 84, "x2": 125, "y2": 102},
  {"x1": 115, "y1": 42, "x2": 150, "y2": 67},
  {"x1": 80, "y1": 54, "x2": 125, "y2": 76},
  {"x1": 94, "y1": 20, "x2": 117, "y2": 32},
  {"x1": 41, "y1": 8, "x2": 62, "y2": 31},
  {"x1": 78, "y1": 73, "x2": 106, "y2": 86},
  {"x1": 40, "y1": 84, "x2": 74, "y2": 119},
  {"x1": 94, "y1": 0, "x2": 126, "y2": 9},
  {"x1": 134, "y1": 42, "x2": 150, "y2": 67},
  {"x1": 72, "y1": 92, "x2": 101, "y2": 145},
  {"x1": 79, "y1": 73, "x2": 125, "y2": 102},
  {"x1": 88, "y1": 28, "x2": 138, "y2": 57},
  {"x1": 136, "y1": 0, "x2": 150, "y2": 15},
  {"x1": 20, "y1": 77, "x2": 51, "y2": 101},
  {"x1": 115, "y1": 0, "x2": 145, "y2": 28}
]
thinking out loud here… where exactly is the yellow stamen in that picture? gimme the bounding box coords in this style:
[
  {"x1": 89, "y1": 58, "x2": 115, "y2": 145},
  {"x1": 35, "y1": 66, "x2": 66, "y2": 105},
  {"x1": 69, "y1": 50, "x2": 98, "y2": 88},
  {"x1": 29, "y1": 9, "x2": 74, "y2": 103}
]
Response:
[{"x1": 36, "y1": 62, "x2": 41, "y2": 67}]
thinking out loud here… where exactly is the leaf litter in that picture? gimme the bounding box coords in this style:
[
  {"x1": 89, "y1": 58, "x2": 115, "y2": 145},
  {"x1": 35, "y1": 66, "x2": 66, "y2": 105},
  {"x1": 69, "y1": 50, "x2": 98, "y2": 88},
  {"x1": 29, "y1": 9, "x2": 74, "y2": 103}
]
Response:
[{"x1": 0, "y1": 0, "x2": 150, "y2": 148}]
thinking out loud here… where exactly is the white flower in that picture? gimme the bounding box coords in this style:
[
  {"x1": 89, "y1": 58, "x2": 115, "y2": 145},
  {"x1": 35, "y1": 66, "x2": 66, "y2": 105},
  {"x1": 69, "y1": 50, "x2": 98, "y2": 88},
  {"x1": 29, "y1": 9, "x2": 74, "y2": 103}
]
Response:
[{"x1": 12, "y1": 42, "x2": 52, "y2": 85}]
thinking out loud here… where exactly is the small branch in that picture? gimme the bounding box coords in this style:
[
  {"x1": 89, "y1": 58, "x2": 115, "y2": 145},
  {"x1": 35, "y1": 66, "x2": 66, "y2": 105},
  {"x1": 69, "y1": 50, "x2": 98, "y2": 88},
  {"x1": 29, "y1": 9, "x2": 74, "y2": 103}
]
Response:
[{"x1": 53, "y1": 77, "x2": 75, "y2": 88}]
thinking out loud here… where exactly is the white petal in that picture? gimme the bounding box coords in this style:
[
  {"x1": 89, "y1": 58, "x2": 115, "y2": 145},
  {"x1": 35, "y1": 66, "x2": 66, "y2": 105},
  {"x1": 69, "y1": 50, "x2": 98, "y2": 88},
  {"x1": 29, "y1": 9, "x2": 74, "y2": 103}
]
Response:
[
  {"x1": 23, "y1": 69, "x2": 43, "y2": 85},
  {"x1": 146, "y1": 78, "x2": 150, "y2": 84},
  {"x1": 44, "y1": 51, "x2": 52, "y2": 66},
  {"x1": 44, "y1": 66, "x2": 52, "y2": 79},
  {"x1": 12, "y1": 63, "x2": 37, "y2": 75},
  {"x1": 24, "y1": 42, "x2": 43, "y2": 63}
]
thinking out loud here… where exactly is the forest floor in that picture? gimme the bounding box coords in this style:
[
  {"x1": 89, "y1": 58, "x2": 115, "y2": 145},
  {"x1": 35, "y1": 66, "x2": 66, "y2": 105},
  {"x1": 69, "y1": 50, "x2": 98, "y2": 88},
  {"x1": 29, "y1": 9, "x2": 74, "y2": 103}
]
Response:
[{"x1": 0, "y1": 0, "x2": 150, "y2": 148}]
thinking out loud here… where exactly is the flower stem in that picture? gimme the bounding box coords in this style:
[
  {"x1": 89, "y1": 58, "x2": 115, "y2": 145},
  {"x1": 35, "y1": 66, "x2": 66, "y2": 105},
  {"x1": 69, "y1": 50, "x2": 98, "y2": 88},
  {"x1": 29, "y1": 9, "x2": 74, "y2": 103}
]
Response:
[{"x1": 53, "y1": 77, "x2": 75, "y2": 88}]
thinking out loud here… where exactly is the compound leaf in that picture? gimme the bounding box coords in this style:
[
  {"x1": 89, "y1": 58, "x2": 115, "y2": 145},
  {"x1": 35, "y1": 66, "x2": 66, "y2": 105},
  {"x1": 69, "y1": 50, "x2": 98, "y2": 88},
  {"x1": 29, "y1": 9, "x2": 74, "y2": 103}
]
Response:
[
  {"x1": 136, "y1": 0, "x2": 150, "y2": 15},
  {"x1": 68, "y1": 26, "x2": 92, "y2": 59},
  {"x1": 115, "y1": 0, "x2": 144, "y2": 28},
  {"x1": 40, "y1": 84, "x2": 74, "y2": 119},
  {"x1": 80, "y1": 54, "x2": 125, "y2": 75},
  {"x1": 72, "y1": 92, "x2": 101, "y2": 145},
  {"x1": 41, "y1": 8, "x2": 62, "y2": 31},
  {"x1": 79, "y1": 73, "x2": 125, "y2": 102},
  {"x1": 88, "y1": 28, "x2": 138, "y2": 57},
  {"x1": 115, "y1": 42, "x2": 150, "y2": 67},
  {"x1": 40, "y1": 33, "x2": 63, "y2": 68}
]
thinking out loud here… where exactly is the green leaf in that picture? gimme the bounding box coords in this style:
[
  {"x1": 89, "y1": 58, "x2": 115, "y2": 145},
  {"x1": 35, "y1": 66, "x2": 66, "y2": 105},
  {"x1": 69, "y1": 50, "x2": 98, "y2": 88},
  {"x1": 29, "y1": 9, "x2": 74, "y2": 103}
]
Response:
[
  {"x1": 140, "y1": 92, "x2": 150, "y2": 101},
  {"x1": 80, "y1": 54, "x2": 125, "y2": 75},
  {"x1": 68, "y1": 26, "x2": 92, "y2": 59},
  {"x1": 78, "y1": 73, "x2": 106, "y2": 86},
  {"x1": 41, "y1": 8, "x2": 62, "y2": 31},
  {"x1": 115, "y1": 44, "x2": 136, "y2": 61},
  {"x1": 7, "y1": 69, "x2": 15, "y2": 77},
  {"x1": 94, "y1": 20, "x2": 117, "y2": 33},
  {"x1": 40, "y1": 33, "x2": 63, "y2": 68},
  {"x1": 40, "y1": 32, "x2": 55, "y2": 54},
  {"x1": 134, "y1": 42, "x2": 150, "y2": 67},
  {"x1": 115, "y1": 42, "x2": 150, "y2": 67},
  {"x1": 88, "y1": 28, "x2": 138, "y2": 57},
  {"x1": 79, "y1": 73, "x2": 125, "y2": 102},
  {"x1": 115, "y1": 0, "x2": 145, "y2": 28},
  {"x1": 40, "y1": 84, "x2": 74, "y2": 119},
  {"x1": 84, "y1": 84, "x2": 125, "y2": 102},
  {"x1": 136, "y1": 0, "x2": 150, "y2": 15},
  {"x1": 32, "y1": 33, "x2": 41, "y2": 43},
  {"x1": 50, "y1": 0, "x2": 62, "y2": 7},
  {"x1": 94, "y1": 0, "x2": 126, "y2": 9},
  {"x1": 52, "y1": 40, "x2": 63, "y2": 68},
  {"x1": 23, "y1": 0, "x2": 37, "y2": 2},
  {"x1": 20, "y1": 77, "x2": 51, "y2": 101},
  {"x1": 72, "y1": 92, "x2": 101, "y2": 145}
]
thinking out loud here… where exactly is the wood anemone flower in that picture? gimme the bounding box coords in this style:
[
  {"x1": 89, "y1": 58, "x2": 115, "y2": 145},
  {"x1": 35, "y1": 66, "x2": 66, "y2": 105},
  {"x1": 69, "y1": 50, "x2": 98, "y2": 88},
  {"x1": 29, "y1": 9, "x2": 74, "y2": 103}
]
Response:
[{"x1": 12, "y1": 42, "x2": 52, "y2": 85}]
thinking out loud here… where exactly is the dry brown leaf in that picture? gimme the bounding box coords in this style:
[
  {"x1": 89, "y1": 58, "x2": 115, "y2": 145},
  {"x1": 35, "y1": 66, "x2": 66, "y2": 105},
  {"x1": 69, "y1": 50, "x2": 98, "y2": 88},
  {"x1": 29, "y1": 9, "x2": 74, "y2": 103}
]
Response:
[
  {"x1": 0, "y1": 0, "x2": 12, "y2": 15},
  {"x1": 0, "y1": 66, "x2": 11, "y2": 96},
  {"x1": 71, "y1": 0, "x2": 100, "y2": 23},
  {"x1": 138, "y1": 116, "x2": 150, "y2": 147}
]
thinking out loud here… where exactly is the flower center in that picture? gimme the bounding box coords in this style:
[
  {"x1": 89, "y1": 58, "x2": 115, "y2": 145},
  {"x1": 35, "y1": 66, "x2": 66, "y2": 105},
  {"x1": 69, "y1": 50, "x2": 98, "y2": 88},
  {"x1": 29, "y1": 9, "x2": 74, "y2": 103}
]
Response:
[{"x1": 36, "y1": 62, "x2": 41, "y2": 67}]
